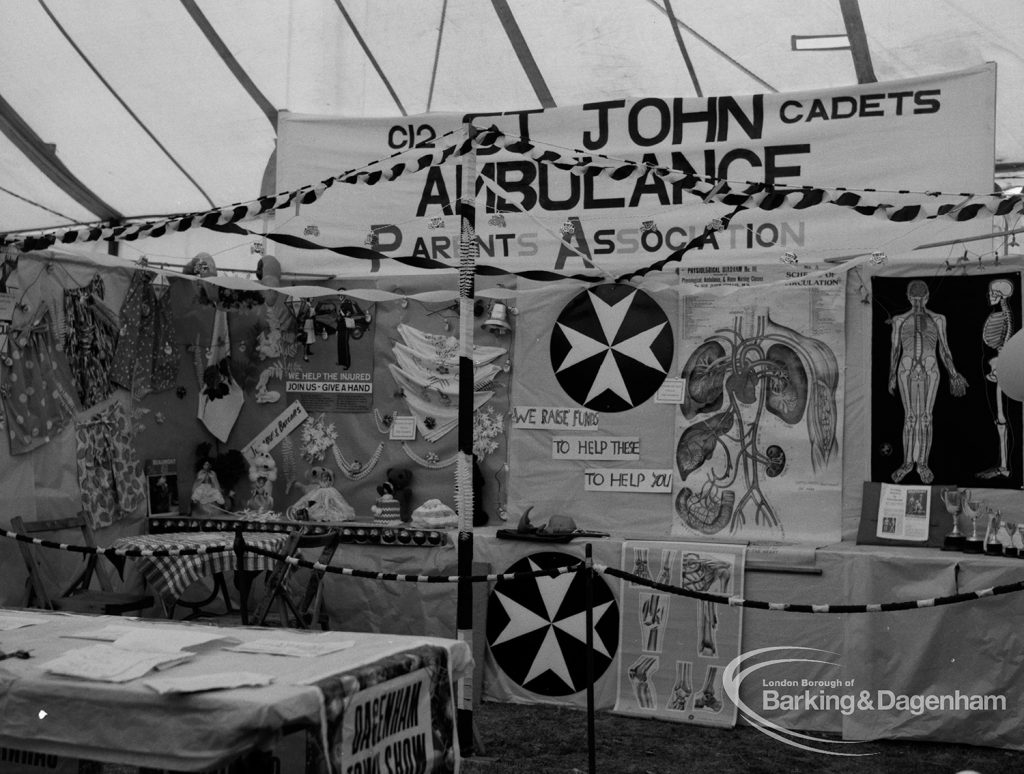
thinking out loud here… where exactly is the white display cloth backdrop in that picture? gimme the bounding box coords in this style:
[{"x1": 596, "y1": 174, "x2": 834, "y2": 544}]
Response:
[
  {"x1": 273, "y1": 66, "x2": 994, "y2": 277},
  {"x1": 506, "y1": 280, "x2": 680, "y2": 536},
  {"x1": 505, "y1": 263, "x2": 845, "y2": 545}
]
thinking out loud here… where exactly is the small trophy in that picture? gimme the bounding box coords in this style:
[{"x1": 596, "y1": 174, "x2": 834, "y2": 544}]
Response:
[
  {"x1": 1001, "y1": 521, "x2": 1018, "y2": 559},
  {"x1": 985, "y1": 511, "x2": 1005, "y2": 556},
  {"x1": 940, "y1": 487, "x2": 965, "y2": 551},
  {"x1": 961, "y1": 492, "x2": 985, "y2": 553}
]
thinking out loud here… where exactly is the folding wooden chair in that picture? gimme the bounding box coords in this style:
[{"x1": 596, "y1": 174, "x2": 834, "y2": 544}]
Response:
[
  {"x1": 11, "y1": 514, "x2": 154, "y2": 616},
  {"x1": 252, "y1": 527, "x2": 339, "y2": 629}
]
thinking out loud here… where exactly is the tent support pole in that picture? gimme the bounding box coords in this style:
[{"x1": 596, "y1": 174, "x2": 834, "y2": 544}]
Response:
[
  {"x1": 584, "y1": 543, "x2": 597, "y2": 774},
  {"x1": 456, "y1": 119, "x2": 479, "y2": 755}
]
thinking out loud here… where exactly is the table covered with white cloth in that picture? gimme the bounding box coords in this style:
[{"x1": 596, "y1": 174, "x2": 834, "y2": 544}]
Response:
[{"x1": 0, "y1": 609, "x2": 471, "y2": 772}]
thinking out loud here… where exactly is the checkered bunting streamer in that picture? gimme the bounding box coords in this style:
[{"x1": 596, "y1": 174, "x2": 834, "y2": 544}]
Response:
[
  {"x1": 208, "y1": 221, "x2": 613, "y2": 283},
  {"x1": 613, "y1": 204, "x2": 747, "y2": 283},
  {"x1": 485, "y1": 131, "x2": 1024, "y2": 223},
  {"x1": 209, "y1": 213, "x2": 727, "y2": 284},
  {"x1": 10, "y1": 122, "x2": 1019, "y2": 256},
  {"x1": 4, "y1": 127, "x2": 504, "y2": 253}
]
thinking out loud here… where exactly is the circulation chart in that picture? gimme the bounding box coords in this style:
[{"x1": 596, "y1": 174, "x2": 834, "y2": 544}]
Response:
[
  {"x1": 674, "y1": 287, "x2": 844, "y2": 542},
  {"x1": 550, "y1": 284, "x2": 673, "y2": 412},
  {"x1": 486, "y1": 552, "x2": 619, "y2": 697}
]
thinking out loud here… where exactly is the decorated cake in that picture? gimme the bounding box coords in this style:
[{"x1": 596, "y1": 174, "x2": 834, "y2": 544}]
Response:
[
  {"x1": 411, "y1": 498, "x2": 459, "y2": 530},
  {"x1": 372, "y1": 493, "x2": 403, "y2": 526}
]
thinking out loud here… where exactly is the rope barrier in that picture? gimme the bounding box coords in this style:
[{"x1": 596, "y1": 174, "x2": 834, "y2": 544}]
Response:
[
  {"x1": 6, "y1": 528, "x2": 1024, "y2": 613},
  {"x1": 1, "y1": 529, "x2": 232, "y2": 559},
  {"x1": 596, "y1": 564, "x2": 1024, "y2": 613},
  {"x1": 241, "y1": 541, "x2": 582, "y2": 584}
]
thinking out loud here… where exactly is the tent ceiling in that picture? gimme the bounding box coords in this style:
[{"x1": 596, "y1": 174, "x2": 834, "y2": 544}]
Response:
[{"x1": 2, "y1": 0, "x2": 1022, "y2": 243}]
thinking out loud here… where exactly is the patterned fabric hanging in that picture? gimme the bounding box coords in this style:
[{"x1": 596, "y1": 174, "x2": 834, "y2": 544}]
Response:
[
  {"x1": 109, "y1": 270, "x2": 180, "y2": 397},
  {"x1": 63, "y1": 274, "x2": 118, "y2": 408},
  {"x1": 75, "y1": 401, "x2": 146, "y2": 527},
  {"x1": 1, "y1": 308, "x2": 80, "y2": 455}
]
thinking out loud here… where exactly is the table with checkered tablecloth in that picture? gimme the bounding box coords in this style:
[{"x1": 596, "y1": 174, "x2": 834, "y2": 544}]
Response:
[{"x1": 111, "y1": 531, "x2": 290, "y2": 613}]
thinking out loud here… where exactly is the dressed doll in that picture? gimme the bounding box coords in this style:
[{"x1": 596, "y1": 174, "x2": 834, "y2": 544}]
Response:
[
  {"x1": 246, "y1": 443, "x2": 278, "y2": 513},
  {"x1": 298, "y1": 302, "x2": 316, "y2": 362},
  {"x1": 190, "y1": 458, "x2": 225, "y2": 516},
  {"x1": 286, "y1": 466, "x2": 356, "y2": 522}
]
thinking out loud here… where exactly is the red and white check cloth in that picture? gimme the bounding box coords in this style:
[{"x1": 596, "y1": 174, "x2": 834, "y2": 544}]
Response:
[{"x1": 111, "y1": 531, "x2": 290, "y2": 605}]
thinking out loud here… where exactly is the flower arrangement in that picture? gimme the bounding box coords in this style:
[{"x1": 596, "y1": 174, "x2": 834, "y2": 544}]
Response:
[
  {"x1": 300, "y1": 414, "x2": 338, "y2": 463},
  {"x1": 472, "y1": 406, "x2": 505, "y2": 460}
]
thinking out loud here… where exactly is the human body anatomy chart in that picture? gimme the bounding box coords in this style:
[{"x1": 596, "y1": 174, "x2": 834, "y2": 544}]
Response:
[
  {"x1": 672, "y1": 282, "x2": 845, "y2": 543},
  {"x1": 871, "y1": 273, "x2": 1023, "y2": 490},
  {"x1": 613, "y1": 540, "x2": 745, "y2": 728}
]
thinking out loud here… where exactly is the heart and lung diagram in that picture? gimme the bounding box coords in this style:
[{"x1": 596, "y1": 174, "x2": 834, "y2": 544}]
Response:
[{"x1": 675, "y1": 311, "x2": 839, "y2": 537}]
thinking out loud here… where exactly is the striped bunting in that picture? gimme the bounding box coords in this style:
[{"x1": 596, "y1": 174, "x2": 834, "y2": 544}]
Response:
[
  {"x1": 8, "y1": 122, "x2": 1023, "y2": 254},
  {"x1": 486, "y1": 131, "x2": 1024, "y2": 224},
  {"x1": 208, "y1": 220, "x2": 611, "y2": 283},
  {"x1": 5, "y1": 127, "x2": 503, "y2": 253}
]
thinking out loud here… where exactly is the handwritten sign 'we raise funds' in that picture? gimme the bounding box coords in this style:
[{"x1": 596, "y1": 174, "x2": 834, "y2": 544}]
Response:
[{"x1": 511, "y1": 405, "x2": 600, "y2": 430}]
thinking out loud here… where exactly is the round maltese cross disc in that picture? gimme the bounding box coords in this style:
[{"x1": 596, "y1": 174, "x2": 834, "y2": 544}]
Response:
[
  {"x1": 487, "y1": 551, "x2": 619, "y2": 696},
  {"x1": 550, "y1": 284, "x2": 673, "y2": 412}
]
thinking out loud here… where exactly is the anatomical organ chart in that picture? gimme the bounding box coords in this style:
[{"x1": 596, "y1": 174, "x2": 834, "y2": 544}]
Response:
[
  {"x1": 613, "y1": 540, "x2": 745, "y2": 727},
  {"x1": 673, "y1": 283, "x2": 845, "y2": 543},
  {"x1": 870, "y1": 273, "x2": 1024, "y2": 490}
]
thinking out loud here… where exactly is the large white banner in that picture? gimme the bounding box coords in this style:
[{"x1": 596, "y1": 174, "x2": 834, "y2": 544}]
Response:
[{"x1": 275, "y1": 65, "x2": 994, "y2": 276}]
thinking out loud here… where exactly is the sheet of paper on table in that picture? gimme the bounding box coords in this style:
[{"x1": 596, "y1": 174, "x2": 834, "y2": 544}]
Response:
[
  {"x1": 225, "y1": 638, "x2": 356, "y2": 657},
  {"x1": 0, "y1": 613, "x2": 50, "y2": 630},
  {"x1": 42, "y1": 643, "x2": 195, "y2": 682},
  {"x1": 63, "y1": 625, "x2": 236, "y2": 653},
  {"x1": 113, "y1": 628, "x2": 236, "y2": 653},
  {"x1": 62, "y1": 624, "x2": 139, "y2": 641},
  {"x1": 142, "y1": 671, "x2": 275, "y2": 694}
]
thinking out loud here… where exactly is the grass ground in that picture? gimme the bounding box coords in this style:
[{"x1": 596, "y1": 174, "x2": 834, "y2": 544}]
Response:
[{"x1": 463, "y1": 700, "x2": 1022, "y2": 774}]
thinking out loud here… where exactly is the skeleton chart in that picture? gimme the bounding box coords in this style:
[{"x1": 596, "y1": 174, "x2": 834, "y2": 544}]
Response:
[
  {"x1": 613, "y1": 540, "x2": 745, "y2": 728},
  {"x1": 673, "y1": 280, "x2": 846, "y2": 543},
  {"x1": 871, "y1": 272, "x2": 1024, "y2": 490}
]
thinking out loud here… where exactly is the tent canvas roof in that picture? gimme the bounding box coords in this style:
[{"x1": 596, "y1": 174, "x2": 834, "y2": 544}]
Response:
[{"x1": 2, "y1": 0, "x2": 1022, "y2": 269}]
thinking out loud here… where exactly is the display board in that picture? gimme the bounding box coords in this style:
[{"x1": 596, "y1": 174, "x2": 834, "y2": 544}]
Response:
[{"x1": 507, "y1": 282, "x2": 679, "y2": 536}]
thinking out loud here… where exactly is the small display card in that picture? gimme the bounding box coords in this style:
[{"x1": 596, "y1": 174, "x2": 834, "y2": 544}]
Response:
[{"x1": 875, "y1": 483, "x2": 931, "y2": 542}]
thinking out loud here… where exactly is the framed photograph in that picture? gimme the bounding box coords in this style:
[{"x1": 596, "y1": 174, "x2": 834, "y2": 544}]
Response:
[{"x1": 145, "y1": 458, "x2": 181, "y2": 517}]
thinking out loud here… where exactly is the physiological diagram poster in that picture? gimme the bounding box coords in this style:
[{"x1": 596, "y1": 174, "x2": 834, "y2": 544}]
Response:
[
  {"x1": 673, "y1": 283, "x2": 845, "y2": 543},
  {"x1": 613, "y1": 540, "x2": 745, "y2": 728}
]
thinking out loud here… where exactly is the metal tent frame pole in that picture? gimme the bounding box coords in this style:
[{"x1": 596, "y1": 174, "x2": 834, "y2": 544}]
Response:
[{"x1": 455, "y1": 119, "x2": 479, "y2": 754}]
